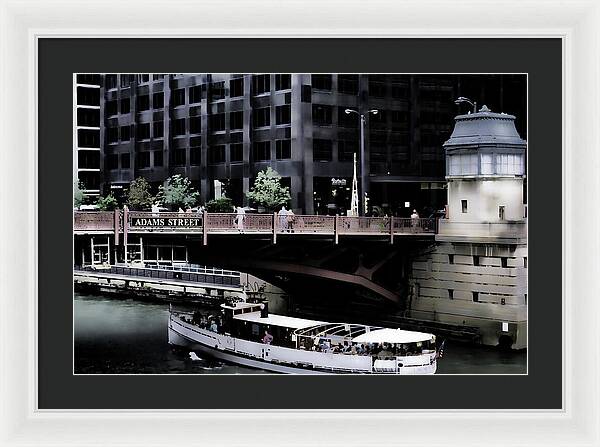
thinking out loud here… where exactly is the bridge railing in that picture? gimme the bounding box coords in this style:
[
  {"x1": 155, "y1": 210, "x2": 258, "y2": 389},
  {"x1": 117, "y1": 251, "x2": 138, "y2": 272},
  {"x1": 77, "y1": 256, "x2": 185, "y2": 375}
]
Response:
[
  {"x1": 285, "y1": 215, "x2": 335, "y2": 234},
  {"x1": 73, "y1": 211, "x2": 116, "y2": 231},
  {"x1": 73, "y1": 211, "x2": 437, "y2": 237}
]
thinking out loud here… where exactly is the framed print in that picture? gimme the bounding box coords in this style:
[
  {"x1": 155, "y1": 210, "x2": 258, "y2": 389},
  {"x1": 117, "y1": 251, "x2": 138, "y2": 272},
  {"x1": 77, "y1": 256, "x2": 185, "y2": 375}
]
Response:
[{"x1": 1, "y1": 0, "x2": 599, "y2": 446}]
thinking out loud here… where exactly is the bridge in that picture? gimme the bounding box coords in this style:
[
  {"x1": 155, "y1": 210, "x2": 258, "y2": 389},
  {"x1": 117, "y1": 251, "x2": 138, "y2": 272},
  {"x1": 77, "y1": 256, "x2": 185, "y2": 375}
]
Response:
[
  {"x1": 74, "y1": 210, "x2": 437, "y2": 245},
  {"x1": 73, "y1": 211, "x2": 438, "y2": 306}
]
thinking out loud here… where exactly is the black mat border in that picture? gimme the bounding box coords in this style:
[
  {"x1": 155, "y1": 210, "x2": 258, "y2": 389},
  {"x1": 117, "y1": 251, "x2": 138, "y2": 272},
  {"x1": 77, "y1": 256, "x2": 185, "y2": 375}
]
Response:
[{"x1": 38, "y1": 38, "x2": 562, "y2": 409}]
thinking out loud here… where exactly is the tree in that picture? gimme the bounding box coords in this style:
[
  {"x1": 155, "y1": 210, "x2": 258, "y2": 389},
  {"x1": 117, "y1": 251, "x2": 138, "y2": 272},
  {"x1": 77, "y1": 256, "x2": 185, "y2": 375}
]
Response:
[
  {"x1": 246, "y1": 167, "x2": 291, "y2": 211},
  {"x1": 205, "y1": 197, "x2": 234, "y2": 213},
  {"x1": 74, "y1": 180, "x2": 85, "y2": 208},
  {"x1": 95, "y1": 193, "x2": 119, "y2": 211},
  {"x1": 126, "y1": 177, "x2": 154, "y2": 210},
  {"x1": 156, "y1": 174, "x2": 199, "y2": 210}
]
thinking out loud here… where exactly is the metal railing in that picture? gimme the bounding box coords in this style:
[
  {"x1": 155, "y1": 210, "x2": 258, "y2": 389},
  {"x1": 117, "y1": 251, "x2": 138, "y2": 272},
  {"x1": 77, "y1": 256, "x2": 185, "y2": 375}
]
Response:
[
  {"x1": 76, "y1": 264, "x2": 241, "y2": 287},
  {"x1": 73, "y1": 211, "x2": 437, "y2": 238}
]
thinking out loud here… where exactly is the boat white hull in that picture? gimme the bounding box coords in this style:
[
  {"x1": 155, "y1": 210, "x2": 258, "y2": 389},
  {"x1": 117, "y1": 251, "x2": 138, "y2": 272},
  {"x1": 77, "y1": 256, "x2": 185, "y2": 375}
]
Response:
[{"x1": 168, "y1": 316, "x2": 437, "y2": 375}]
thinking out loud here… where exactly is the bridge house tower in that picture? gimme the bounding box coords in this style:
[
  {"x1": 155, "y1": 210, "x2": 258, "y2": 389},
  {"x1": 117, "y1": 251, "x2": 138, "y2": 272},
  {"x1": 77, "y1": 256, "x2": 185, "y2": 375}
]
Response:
[{"x1": 409, "y1": 106, "x2": 528, "y2": 349}]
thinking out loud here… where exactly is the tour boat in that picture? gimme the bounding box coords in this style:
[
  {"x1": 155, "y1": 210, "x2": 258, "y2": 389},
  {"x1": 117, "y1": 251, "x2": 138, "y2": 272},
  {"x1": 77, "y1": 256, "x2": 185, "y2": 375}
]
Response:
[{"x1": 168, "y1": 299, "x2": 440, "y2": 374}]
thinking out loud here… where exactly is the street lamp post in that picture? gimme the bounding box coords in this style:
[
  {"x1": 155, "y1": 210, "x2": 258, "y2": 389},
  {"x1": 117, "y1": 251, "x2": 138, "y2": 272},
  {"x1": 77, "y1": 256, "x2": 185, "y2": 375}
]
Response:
[
  {"x1": 345, "y1": 108, "x2": 378, "y2": 216},
  {"x1": 454, "y1": 96, "x2": 477, "y2": 114}
]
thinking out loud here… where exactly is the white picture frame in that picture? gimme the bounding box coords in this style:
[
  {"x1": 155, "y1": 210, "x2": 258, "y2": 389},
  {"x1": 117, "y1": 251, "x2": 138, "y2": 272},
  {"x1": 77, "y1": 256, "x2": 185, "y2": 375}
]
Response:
[{"x1": 1, "y1": 0, "x2": 598, "y2": 445}]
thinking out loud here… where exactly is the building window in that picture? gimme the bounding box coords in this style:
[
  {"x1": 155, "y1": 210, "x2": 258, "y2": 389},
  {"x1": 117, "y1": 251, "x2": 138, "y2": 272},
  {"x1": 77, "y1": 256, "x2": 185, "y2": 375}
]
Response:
[
  {"x1": 501, "y1": 257, "x2": 508, "y2": 268},
  {"x1": 106, "y1": 74, "x2": 117, "y2": 89},
  {"x1": 137, "y1": 123, "x2": 150, "y2": 140},
  {"x1": 154, "y1": 150, "x2": 163, "y2": 167},
  {"x1": 138, "y1": 74, "x2": 149, "y2": 84},
  {"x1": 190, "y1": 137, "x2": 201, "y2": 166},
  {"x1": 524, "y1": 257, "x2": 527, "y2": 268},
  {"x1": 137, "y1": 95, "x2": 150, "y2": 111},
  {"x1": 461, "y1": 199, "x2": 468, "y2": 213},
  {"x1": 136, "y1": 151, "x2": 150, "y2": 168},
  {"x1": 210, "y1": 113, "x2": 225, "y2": 132},
  {"x1": 448, "y1": 254, "x2": 454, "y2": 264},
  {"x1": 120, "y1": 125, "x2": 130, "y2": 141},
  {"x1": 171, "y1": 149, "x2": 186, "y2": 166},
  {"x1": 481, "y1": 153, "x2": 493, "y2": 175},
  {"x1": 152, "y1": 74, "x2": 165, "y2": 81},
  {"x1": 210, "y1": 81, "x2": 226, "y2": 101},
  {"x1": 499, "y1": 205, "x2": 506, "y2": 220},
  {"x1": 107, "y1": 127, "x2": 119, "y2": 144},
  {"x1": 189, "y1": 85, "x2": 202, "y2": 104},
  {"x1": 153, "y1": 121, "x2": 163, "y2": 138},
  {"x1": 473, "y1": 255, "x2": 480, "y2": 266},
  {"x1": 173, "y1": 118, "x2": 186, "y2": 136},
  {"x1": 472, "y1": 291, "x2": 479, "y2": 302},
  {"x1": 209, "y1": 145, "x2": 226, "y2": 164},
  {"x1": 121, "y1": 153, "x2": 130, "y2": 169},
  {"x1": 189, "y1": 116, "x2": 202, "y2": 134},
  {"x1": 391, "y1": 82, "x2": 408, "y2": 99},
  {"x1": 107, "y1": 154, "x2": 118, "y2": 170},
  {"x1": 312, "y1": 74, "x2": 332, "y2": 91},
  {"x1": 120, "y1": 98, "x2": 130, "y2": 114},
  {"x1": 172, "y1": 88, "x2": 185, "y2": 107},
  {"x1": 338, "y1": 140, "x2": 357, "y2": 162},
  {"x1": 312, "y1": 104, "x2": 332, "y2": 126},
  {"x1": 276, "y1": 140, "x2": 291, "y2": 160},
  {"x1": 230, "y1": 111, "x2": 243, "y2": 130},
  {"x1": 252, "y1": 74, "x2": 270, "y2": 95},
  {"x1": 338, "y1": 75, "x2": 358, "y2": 95},
  {"x1": 275, "y1": 74, "x2": 291, "y2": 90},
  {"x1": 313, "y1": 139, "x2": 332, "y2": 161},
  {"x1": 276, "y1": 105, "x2": 291, "y2": 125},
  {"x1": 253, "y1": 141, "x2": 271, "y2": 161},
  {"x1": 253, "y1": 107, "x2": 270, "y2": 128},
  {"x1": 449, "y1": 153, "x2": 478, "y2": 176},
  {"x1": 106, "y1": 100, "x2": 118, "y2": 116},
  {"x1": 230, "y1": 143, "x2": 243, "y2": 162},
  {"x1": 496, "y1": 153, "x2": 524, "y2": 175},
  {"x1": 448, "y1": 289, "x2": 454, "y2": 300},
  {"x1": 230, "y1": 77, "x2": 244, "y2": 97},
  {"x1": 153, "y1": 92, "x2": 164, "y2": 109},
  {"x1": 120, "y1": 75, "x2": 132, "y2": 88},
  {"x1": 369, "y1": 79, "x2": 386, "y2": 97}
]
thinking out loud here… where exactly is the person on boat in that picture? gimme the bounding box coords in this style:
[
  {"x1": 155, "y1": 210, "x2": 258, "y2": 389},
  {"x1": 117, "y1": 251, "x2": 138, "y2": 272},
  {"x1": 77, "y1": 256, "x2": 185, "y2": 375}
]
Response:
[
  {"x1": 262, "y1": 330, "x2": 273, "y2": 345},
  {"x1": 411, "y1": 209, "x2": 420, "y2": 232},
  {"x1": 209, "y1": 320, "x2": 218, "y2": 332}
]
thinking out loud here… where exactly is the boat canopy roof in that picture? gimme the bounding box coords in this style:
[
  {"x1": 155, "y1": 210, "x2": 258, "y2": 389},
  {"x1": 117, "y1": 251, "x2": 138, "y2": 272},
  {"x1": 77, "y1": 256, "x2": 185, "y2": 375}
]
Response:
[
  {"x1": 351, "y1": 328, "x2": 433, "y2": 344},
  {"x1": 233, "y1": 312, "x2": 326, "y2": 330}
]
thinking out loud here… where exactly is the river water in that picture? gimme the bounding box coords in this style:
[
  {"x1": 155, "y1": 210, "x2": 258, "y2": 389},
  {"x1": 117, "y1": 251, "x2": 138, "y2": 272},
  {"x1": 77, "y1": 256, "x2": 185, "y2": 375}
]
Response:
[{"x1": 74, "y1": 293, "x2": 526, "y2": 375}]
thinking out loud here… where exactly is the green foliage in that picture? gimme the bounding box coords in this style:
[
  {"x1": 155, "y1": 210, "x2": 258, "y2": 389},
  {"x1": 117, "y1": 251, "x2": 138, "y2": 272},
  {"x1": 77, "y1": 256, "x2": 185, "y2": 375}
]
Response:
[
  {"x1": 156, "y1": 175, "x2": 199, "y2": 210},
  {"x1": 74, "y1": 180, "x2": 85, "y2": 208},
  {"x1": 246, "y1": 167, "x2": 291, "y2": 211},
  {"x1": 126, "y1": 177, "x2": 154, "y2": 210},
  {"x1": 95, "y1": 193, "x2": 119, "y2": 211},
  {"x1": 205, "y1": 197, "x2": 234, "y2": 213}
]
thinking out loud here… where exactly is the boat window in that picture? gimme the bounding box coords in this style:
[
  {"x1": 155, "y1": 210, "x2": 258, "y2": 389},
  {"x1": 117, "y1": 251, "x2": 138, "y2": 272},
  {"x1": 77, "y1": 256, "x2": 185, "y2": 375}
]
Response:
[{"x1": 251, "y1": 324, "x2": 259, "y2": 336}]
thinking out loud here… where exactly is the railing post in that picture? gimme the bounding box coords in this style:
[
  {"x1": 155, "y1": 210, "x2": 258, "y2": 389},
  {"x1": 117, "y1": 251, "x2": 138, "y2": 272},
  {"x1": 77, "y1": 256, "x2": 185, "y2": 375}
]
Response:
[
  {"x1": 390, "y1": 216, "x2": 394, "y2": 244},
  {"x1": 272, "y1": 212, "x2": 277, "y2": 244},
  {"x1": 202, "y1": 210, "x2": 208, "y2": 246},
  {"x1": 334, "y1": 215, "x2": 339, "y2": 245},
  {"x1": 123, "y1": 207, "x2": 129, "y2": 264},
  {"x1": 114, "y1": 209, "x2": 120, "y2": 245}
]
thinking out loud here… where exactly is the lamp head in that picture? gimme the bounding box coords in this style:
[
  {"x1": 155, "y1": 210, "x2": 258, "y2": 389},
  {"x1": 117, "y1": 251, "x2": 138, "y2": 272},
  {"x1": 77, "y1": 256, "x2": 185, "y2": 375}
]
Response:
[{"x1": 345, "y1": 109, "x2": 353, "y2": 115}]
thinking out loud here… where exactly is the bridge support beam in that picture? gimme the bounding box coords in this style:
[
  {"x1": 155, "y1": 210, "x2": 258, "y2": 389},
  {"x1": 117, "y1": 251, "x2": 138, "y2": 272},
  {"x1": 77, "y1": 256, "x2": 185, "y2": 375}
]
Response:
[
  {"x1": 272, "y1": 212, "x2": 277, "y2": 245},
  {"x1": 390, "y1": 216, "x2": 394, "y2": 245},
  {"x1": 334, "y1": 215, "x2": 339, "y2": 245},
  {"x1": 203, "y1": 210, "x2": 208, "y2": 246}
]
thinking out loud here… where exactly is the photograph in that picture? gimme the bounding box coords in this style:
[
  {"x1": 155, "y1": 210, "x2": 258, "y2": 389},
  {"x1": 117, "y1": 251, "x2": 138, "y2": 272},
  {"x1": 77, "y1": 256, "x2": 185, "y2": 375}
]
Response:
[{"x1": 73, "y1": 73, "x2": 528, "y2": 375}]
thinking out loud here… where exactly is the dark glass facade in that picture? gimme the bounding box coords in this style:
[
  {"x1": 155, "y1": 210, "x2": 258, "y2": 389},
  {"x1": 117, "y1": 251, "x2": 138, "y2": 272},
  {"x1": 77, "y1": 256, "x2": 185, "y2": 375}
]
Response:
[{"x1": 83, "y1": 73, "x2": 526, "y2": 215}]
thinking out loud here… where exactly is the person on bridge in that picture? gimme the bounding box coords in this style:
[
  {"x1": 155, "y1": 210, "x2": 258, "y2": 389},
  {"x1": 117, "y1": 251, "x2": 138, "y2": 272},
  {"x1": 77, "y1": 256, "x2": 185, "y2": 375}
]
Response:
[
  {"x1": 235, "y1": 207, "x2": 246, "y2": 231},
  {"x1": 411, "y1": 209, "x2": 420, "y2": 232},
  {"x1": 278, "y1": 206, "x2": 289, "y2": 231}
]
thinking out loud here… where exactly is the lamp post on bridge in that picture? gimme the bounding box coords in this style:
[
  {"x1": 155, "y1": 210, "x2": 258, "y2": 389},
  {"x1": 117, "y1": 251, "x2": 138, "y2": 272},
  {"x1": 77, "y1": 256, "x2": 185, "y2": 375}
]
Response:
[{"x1": 345, "y1": 108, "x2": 378, "y2": 216}]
